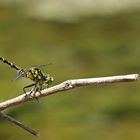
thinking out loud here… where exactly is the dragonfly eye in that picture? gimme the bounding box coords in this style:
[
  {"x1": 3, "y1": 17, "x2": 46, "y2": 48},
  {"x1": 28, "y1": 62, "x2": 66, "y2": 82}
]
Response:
[
  {"x1": 45, "y1": 75, "x2": 49, "y2": 80},
  {"x1": 45, "y1": 74, "x2": 53, "y2": 85}
]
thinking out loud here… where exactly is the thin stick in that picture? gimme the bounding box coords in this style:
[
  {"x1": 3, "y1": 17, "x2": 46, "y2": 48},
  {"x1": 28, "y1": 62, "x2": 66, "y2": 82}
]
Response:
[
  {"x1": 0, "y1": 112, "x2": 39, "y2": 137},
  {"x1": 0, "y1": 74, "x2": 139, "y2": 111}
]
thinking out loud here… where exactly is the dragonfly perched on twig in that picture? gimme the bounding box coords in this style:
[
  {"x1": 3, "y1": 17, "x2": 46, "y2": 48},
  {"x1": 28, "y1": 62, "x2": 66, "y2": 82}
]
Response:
[{"x1": 0, "y1": 57, "x2": 53, "y2": 101}]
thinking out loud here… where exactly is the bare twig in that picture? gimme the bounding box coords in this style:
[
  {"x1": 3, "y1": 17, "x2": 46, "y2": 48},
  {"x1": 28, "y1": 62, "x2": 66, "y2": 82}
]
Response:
[
  {"x1": 0, "y1": 112, "x2": 39, "y2": 137},
  {"x1": 0, "y1": 74, "x2": 139, "y2": 111}
]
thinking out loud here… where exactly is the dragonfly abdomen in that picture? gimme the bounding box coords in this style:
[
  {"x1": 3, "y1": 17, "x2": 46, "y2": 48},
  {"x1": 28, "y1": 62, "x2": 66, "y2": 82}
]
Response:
[{"x1": 0, "y1": 57, "x2": 21, "y2": 71}]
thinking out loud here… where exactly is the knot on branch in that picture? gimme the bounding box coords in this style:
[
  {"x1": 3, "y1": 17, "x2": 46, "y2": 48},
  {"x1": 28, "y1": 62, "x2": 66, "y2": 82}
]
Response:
[{"x1": 63, "y1": 80, "x2": 74, "y2": 89}]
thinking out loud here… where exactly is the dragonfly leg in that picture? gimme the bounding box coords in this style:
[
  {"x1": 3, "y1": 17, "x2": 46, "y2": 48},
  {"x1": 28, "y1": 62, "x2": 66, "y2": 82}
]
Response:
[
  {"x1": 30, "y1": 86, "x2": 42, "y2": 103},
  {"x1": 33, "y1": 87, "x2": 41, "y2": 103},
  {"x1": 23, "y1": 83, "x2": 41, "y2": 102},
  {"x1": 23, "y1": 83, "x2": 36, "y2": 96}
]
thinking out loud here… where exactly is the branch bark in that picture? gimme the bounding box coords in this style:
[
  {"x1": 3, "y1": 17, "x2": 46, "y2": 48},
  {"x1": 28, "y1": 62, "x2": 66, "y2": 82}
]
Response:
[
  {"x1": 0, "y1": 74, "x2": 139, "y2": 111},
  {"x1": 0, "y1": 112, "x2": 39, "y2": 136},
  {"x1": 0, "y1": 74, "x2": 139, "y2": 136}
]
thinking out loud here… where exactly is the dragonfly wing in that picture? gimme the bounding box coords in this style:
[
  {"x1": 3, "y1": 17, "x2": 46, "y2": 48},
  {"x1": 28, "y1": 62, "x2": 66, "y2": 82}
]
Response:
[
  {"x1": 12, "y1": 69, "x2": 25, "y2": 81},
  {"x1": 32, "y1": 63, "x2": 51, "y2": 69},
  {"x1": 12, "y1": 73, "x2": 23, "y2": 81}
]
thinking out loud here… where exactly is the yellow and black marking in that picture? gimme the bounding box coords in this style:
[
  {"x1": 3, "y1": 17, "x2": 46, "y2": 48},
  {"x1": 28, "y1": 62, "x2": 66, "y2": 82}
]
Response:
[
  {"x1": 0, "y1": 56, "x2": 53, "y2": 101},
  {"x1": 26, "y1": 68, "x2": 46, "y2": 82},
  {"x1": 0, "y1": 57, "x2": 21, "y2": 71}
]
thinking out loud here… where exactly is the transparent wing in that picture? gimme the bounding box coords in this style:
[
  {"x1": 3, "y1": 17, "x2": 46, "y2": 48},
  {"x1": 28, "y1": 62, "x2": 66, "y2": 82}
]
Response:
[
  {"x1": 32, "y1": 63, "x2": 51, "y2": 69},
  {"x1": 12, "y1": 69, "x2": 25, "y2": 81}
]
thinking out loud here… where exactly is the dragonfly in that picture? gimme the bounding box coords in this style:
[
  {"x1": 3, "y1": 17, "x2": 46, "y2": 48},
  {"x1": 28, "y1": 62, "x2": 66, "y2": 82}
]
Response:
[{"x1": 0, "y1": 57, "x2": 53, "y2": 100}]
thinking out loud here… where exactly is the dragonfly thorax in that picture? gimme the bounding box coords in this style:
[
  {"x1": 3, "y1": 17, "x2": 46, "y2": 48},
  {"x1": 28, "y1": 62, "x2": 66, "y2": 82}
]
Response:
[{"x1": 25, "y1": 68, "x2": 46, "y2": 82}]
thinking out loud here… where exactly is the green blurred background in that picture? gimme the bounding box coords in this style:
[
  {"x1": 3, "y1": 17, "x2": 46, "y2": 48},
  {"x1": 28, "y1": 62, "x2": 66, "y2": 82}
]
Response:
[{"x1": 0, "y1": 0, "x2": 140, "y2": 140}]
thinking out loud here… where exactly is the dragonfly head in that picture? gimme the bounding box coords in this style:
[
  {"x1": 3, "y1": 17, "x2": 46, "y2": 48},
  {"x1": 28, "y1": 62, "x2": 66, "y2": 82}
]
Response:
[{"x1": 45, "y1": 74, "x2": 53, "y2": 87}]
